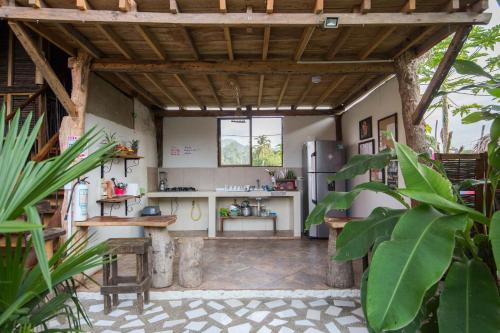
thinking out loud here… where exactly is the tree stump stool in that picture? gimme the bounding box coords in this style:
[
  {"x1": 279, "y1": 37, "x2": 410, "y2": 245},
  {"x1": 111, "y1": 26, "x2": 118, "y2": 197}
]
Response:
[
  {"x1": 101, "y1": 238, "x2": 152, "y2": 314},
  {"x1": 325, "y1": 218, "x2": 356, "y2": 288},
  {"x1": 144, "y1": 226, "x2": 175, "y2": 288},
  {"x1": 178, "y1": 237, "x2": 204, "y2": 288}
]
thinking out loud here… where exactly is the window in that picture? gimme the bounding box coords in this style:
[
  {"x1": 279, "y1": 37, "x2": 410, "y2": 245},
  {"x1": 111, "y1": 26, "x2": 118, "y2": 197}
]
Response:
[{"x1": 218, "y1": 117, "x2": 283, "y2": 167}]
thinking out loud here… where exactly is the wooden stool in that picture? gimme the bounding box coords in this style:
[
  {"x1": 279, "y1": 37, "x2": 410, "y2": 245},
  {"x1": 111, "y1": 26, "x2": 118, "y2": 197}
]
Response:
[{"x1": 101, "y1": 238, "x2": 152, "y2": 314}]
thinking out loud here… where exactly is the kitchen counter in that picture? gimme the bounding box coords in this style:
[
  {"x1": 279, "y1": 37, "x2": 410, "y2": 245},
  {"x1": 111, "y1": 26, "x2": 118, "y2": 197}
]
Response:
[{"x1": 147, "y1": 191, "x2": 301, "y2": 238}]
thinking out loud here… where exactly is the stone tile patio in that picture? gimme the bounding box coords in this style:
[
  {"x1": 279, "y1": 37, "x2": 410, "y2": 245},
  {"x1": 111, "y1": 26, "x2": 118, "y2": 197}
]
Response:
[{"x1": 51, "y1": 291, "x2": 367, "y2": 333}]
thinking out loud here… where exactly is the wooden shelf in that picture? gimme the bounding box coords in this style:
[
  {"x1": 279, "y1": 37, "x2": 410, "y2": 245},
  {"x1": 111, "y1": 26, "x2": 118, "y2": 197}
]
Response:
[
  {"x1": 113, "y1": 153, "x2": 143, "y2": 159},
  {"x1": 76, "y1": 215, "x2": 176, "y2": 228},
  {"x1": 220, "y1": 215, "x2": 276, "y2": 220},
  {"x1": 97, "y1": 195, "x2": 141, "y2": 204}
]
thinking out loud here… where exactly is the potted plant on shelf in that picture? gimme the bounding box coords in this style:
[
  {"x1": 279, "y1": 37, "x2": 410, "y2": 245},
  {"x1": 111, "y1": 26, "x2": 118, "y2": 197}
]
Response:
[
  {"x1": 129, "y1": 139, "x2": 139, "y2": 155},
  {"x1": 0, "y1": 105, "x2": 116, "y2": 332},
  {"x1": 306, "y1": 125, "x2": 500, "y2": 332}
]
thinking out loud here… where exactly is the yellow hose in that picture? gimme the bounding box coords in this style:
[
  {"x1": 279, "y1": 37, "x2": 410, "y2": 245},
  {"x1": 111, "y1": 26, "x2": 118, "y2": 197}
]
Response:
[{"x1": 191, "y1": 200, "x2": 202, "y2": 221}]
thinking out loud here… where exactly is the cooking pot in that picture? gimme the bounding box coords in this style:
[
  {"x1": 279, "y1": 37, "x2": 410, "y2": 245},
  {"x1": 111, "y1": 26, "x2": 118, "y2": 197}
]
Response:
[{"x1": 241, "y1": 206, "x2": 252, "y2": 216}]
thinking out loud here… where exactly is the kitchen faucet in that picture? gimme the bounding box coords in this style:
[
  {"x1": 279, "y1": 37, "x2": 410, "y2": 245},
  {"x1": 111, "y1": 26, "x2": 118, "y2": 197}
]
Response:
[{"x1": 256, "y1": 179, "x2": 260, "y2": 189}]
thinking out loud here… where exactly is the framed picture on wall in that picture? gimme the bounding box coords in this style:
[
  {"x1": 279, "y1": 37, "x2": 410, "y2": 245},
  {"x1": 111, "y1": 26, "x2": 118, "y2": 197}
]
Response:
[
  {"x1": 359, "y1": 116, "x2": 373, "y2": 140},
  {"x1": 370, "y1": 168, "x2": 385, "y2": 183},
  {"x1": 386, "y1": 160, "x2": 399, "y2": 189},
  {"x1": 378, "y1": 113, "x2": 398, "y2": 151},
  {"x1": 358, "y1": 139, "x2": 375, "y2": 155}
]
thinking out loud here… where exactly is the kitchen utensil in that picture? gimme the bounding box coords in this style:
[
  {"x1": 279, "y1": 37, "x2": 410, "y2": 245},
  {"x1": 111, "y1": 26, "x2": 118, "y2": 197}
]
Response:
[{"x1": 241, "y1": 206, "x2": 252, "y2": 216}]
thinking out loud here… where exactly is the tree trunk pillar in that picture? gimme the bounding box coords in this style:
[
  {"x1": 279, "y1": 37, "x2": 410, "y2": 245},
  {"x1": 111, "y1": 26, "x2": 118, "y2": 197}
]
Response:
[
  {"x1": 178, "y1": 237, "x2": 204, "y2": 288},
  {"x1": 144, "y1": 227, "x2": 175, "y2": 288},
  {"x1": 326, "y1": 228, "x2": 354, "y2": 288},
  {"x1": 394, "y1": 52, "x2": 429, "y2": 154}
]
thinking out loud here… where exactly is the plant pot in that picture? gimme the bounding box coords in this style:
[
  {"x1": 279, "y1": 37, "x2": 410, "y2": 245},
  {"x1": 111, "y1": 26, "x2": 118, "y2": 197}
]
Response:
[{"x1": 114, "y1": 187, "x2": 126, "y2": 196}]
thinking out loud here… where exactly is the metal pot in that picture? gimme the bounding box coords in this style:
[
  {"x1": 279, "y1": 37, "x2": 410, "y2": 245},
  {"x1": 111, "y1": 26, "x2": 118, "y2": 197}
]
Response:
[
  {"x1": 241, "y1": 206, "x2": 252, "y2": 216},
  {"x1": 229, "y1": 204, "x2": 240, "y2": 216}
]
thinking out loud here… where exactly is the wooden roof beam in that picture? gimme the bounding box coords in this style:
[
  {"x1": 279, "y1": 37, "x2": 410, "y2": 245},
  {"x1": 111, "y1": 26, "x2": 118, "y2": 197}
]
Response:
[
  {"x1": 469, "y1": 0, "x2": 488, "y2": 13},
  {"x1": 144, "y1": 73, "x2": 179, "y2": 106},
  {"x1": 169, "y1": 0, "x2": 179, "y2": 14},
  {"x1": 97, "y1": 24, "x2": 134, "y2": 59},
  {"x1": 119, "y1": 0, "x2": 136, "y2": 12},
  {"x1": 115, "y1": 73, "x2": 163, "y2": 107},
  {"x1": 339, "y1": 75, "x2": 388, "y2": 109},
  {"x1": 353, "y1": 0, "x2": 371, "y2": 14},
  {"x1": 24, "y1": 22, "x2": 75, "y2": 56},
  {"x1": 8, "y1": 21, "x2": 77, "y2": 117},
  {"x1": 414, "y1": 25, "x2": 472, "y2": 125},
  {"x1": 358, "y1": 26, "x2": 397, "y2": 60},
  {"x1": 258, "y1": 25, "x2": 271, "y2": 109},
  {"x1": 205, "y1": 75, "x2": 221, "y2": 108},
  {"x1": 0, "y1": 9, "x2": 491, "y2": 27},
  {"x1": 314, "y1": 76, "x2": 347, "y2": 107},
  {"x1": 391, "y1": 25, "x2": 439, "y2": 58},
  {"x1": 28, "y1": 0, "x2": 44, "y2": 9},
  {"x1": 325, "y1": 27, "x2": 352, "y2": 60},
  {"x1": 91, "y1": 60, "x2": 396, "y2": 75},
  {"x1": 158, "y1": 108, "x2": 340, "y2": 117},
  {"x1": 55, "y1": 23, "x2": 103, "y2": 58},
  {"x1": 446, "y1": 0, "x2": 460, "y2": 12},
  {"x1": 257, "y1": 75, "x2": 264, "y2": 108},
  {"x1": 314, "y1": 0, "x2": 324, "y2": 14},
  {"x1": 295, "y1": 78, "x2": 314, "y2": 107},
  {"x1": 294, "y1": 27, "x2": 315, "y2": 61},
  {"x1": 266, "y1": 0, "x2": 273, "y2": 14},
  {"x1": 219, "y1": 0, "x2": 227, "y2": 13},
  {"x1": 337, "y1": 76, "x2": 374, "y2": 107},
  {"x1": 174, "y1": 74, "x2": 203, "y2": 108},
  {"x1": 401, "y1": 0, "x2": 416, "y2": 14},
  {"x1": 76, "y1": 0, "x2": 88, "y2": 11},
  {"x1": 223, "y1": 27, "x2": 234, "y2": 61},
  {"x1": 136, "y1": 25, "x2": 167, "y2": 60}
]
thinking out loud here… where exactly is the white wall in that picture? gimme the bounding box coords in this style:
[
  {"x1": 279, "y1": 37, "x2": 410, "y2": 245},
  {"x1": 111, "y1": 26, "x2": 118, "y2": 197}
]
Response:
[
  {"x1": 341, "y1": 77, "x2": 408, "y2": 218},
  {"x1": 163, "y1": 116, "x2": 336, "y2": 169},
  {"x1": 84, "y1": 75, "x2": 157, "y2": 243}
]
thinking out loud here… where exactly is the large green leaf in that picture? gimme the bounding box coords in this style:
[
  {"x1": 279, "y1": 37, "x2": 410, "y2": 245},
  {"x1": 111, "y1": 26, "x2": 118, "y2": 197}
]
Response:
[
  {"x1": 335, "y1": 208, "x2": 405, "y2": 261},
  {"x1": 490, "y1": 211, "x2": 500, "y2": 272},
  {"x1": 399, "y1": 189, "x2": 489, "y2": 225},
  {"x1": 454, "y1": 59, "x2": 495, "y2": 80},
  {"x1": 395, "y1": 142, "x2": 454, "y2": 201},
  {"x1": 438, "y1": 258, "x2": 500, "y2": 333},
  {"x1": 0, "y1": 221, "x2": 42, "y2": 233},
  {"x1": 330, "y1": 182, "x2": 409, "y2": 210},
  {"x1": 366, "y1": 205, "x2": 468, "y2": 332},
  {"x1": 329, "y1": 150, "x2": 394, "y2": 182}
]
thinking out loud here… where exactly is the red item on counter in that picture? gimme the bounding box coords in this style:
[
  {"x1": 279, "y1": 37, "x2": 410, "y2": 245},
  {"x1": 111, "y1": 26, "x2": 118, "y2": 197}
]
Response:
[{"x1": 114, "y1": 187, "x2": 126, "y2": 196}]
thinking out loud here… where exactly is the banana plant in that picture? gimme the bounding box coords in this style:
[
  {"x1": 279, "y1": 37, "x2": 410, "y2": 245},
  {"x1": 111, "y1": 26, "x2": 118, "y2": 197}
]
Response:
[{"x1": 306, "y1": 118, "x2": 500, "y2": 332}]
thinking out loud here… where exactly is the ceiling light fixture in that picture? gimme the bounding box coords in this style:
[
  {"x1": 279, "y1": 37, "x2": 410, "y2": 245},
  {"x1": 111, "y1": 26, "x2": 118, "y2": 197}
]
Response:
[
  {"x1": 324, "y1": 17, "x2": 339, "y2": 29},
  {"x1": 312, "y1": 76, "x2": 321, "y2": 84}
]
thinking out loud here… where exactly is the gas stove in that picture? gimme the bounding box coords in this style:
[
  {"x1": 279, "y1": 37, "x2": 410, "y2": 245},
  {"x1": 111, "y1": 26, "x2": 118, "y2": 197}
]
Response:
[{"x1": 163, "y1": 187, "x2": 197, "y2": 192}]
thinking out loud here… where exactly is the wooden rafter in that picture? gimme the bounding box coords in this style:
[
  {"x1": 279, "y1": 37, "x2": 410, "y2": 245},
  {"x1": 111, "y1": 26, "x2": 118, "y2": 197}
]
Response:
[
  {"x1": 91, "y1": 60, "x2": 396, "y2": 75},
  {"x1": 359, "y1": 26, "x2": 397, "y2": 60},
  {"x1": 314, "y1": 76, "x2": 347, "y2": 107},
  {"x1": 8, "y1": 21, "x2": 77, "y2": 117},
  {"x1": 391, "y1": 25, "x2": 439, "y2": 58},
  {"x1": 119, "y1": 0, "x2": 136, "y2": 12},
  {"x1": 414, "y1": 25, "x2": 472, "y2": 125},
  {"x1": 401, "y1": 0, "x2": 416, "y2": 14},
  {"x1": 266, "y1": 0, "x2": 274, "y2": 14},
  {"x1": 55, "y1": 23, "x2": 103, "y2": 58},
  {"x1": 219, "y1": 0, "x2": 227, "y2": 13},
  {"x1": 115, "y1": 73, "x2": 162, "y2": 107},
  {"x1": 314, "y1": 0, "x2": 324, "y2": 14},
  {"x1": 257, "y1": 26, "x2": 271, "y2": 109},
  {"x1": 24, "y1": 22, "x2": 75, "y2": 56},
  {"x1": 169, "y1": 0, "x2": 179, "y2": 13},
  {"x1": 294, "y1": 26, "x2": 315, "y2": 61},
  {"x1": 446, "y1": 0, "x2": 460, "y2": 13},
  {"x1": 470, "y1": 0, "x2": 488, "y2": 13},
  {"x1": 28, "y1": 0, "x2": 43, "y2": 9},
  {"x1": 337, "y1": 76, "x2": 374, "y2": 107},
  {"x1": 353, "y1": 0, "x2": 371, "y2": 14},
  {"x1": 144, "y1": 73, "x2": 179, "y2": 106},
  {"x1": 97, "y1": 24, "x2": 134, "y2": 59},
  {"x1": 0, "y1": 8, "x2": 490, "y2": 27},
  {"x1": 415, "y1": 25, "x2": 457, "y2": 57},
  {"x1": 204, "y1": 75, "x2": 221, "y2": 107},
  {"x1": 340, "y1": 75, "x2": 389, "y2": 108},
  {"x1": 257, "y1": 75, "x2": 265, "y2": 108},
  {"x1": 295, "y1": 78, "x2": 314, "y2": 107},
  {"x1": 223, "y1": 27, "x2": 234, "y2": 61},
  {"x1": 76, "y1": 0, "x2": 88, "y2": 11},
  {"x1": 174, "y1": 74, "x2": 202, "y2": 107},
  {"x1": 325, "y1": 27, "x2": 352, "y2": 60},
  {"x1": 136, "y1": 25, "x2": 168, "y2": 60}
]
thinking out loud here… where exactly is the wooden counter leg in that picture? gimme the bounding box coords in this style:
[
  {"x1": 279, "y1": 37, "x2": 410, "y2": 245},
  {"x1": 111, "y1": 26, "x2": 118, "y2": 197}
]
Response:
[
  {"x1": 144, "y1": 227, "x2": 174, "y2": 288},
  {"x1": 326, "y1": 228, "x2": 354, "y2": 288}
]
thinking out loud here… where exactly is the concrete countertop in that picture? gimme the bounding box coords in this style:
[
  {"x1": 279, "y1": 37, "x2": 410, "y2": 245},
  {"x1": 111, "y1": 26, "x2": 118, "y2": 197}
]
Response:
[{"x1": 147, "y1": 191, "x2": 300, "y2": 198}]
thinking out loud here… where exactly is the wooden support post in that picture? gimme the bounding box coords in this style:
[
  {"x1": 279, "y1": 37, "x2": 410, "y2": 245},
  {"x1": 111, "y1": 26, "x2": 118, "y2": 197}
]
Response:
[
  {"x1": 326, "y1": 228, "x2": 354, "y2": 288},
  {"x1": 394, "y1": 51, "x2": 429, "y2": 154},
  {"x1": 59, "y1": 50, "x2": 92, "y2": 235},
  {"x1": 155, "y1": 115, "x2": 163, "y2": 167},
  {"x1": 144, "y1": 227, "x2": 175, "y2": 288},
  {"x1": 413, "y1": 26, "x2": 472, "y2": 125}
]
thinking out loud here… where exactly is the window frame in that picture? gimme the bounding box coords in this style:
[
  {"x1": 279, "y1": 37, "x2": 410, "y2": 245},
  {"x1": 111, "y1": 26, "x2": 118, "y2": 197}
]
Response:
[{"x1": 217, "y1": 116, "x2": 284, "y2": 167}]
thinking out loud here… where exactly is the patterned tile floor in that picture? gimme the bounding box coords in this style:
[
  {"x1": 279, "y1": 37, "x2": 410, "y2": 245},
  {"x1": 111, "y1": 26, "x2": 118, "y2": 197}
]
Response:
[{"x1": 49, "y1": 292, "x2": 367, "y2": 333}]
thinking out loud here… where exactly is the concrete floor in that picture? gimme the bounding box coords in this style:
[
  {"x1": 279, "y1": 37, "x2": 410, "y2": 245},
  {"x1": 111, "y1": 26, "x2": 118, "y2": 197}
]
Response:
[{"x1": 81, "y1": 238, "x2": 363, "y2": 292}]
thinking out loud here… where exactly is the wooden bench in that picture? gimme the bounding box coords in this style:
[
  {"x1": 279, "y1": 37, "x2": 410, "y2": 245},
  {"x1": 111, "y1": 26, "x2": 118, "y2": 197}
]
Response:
[
  {"x1": 0, "y1": 227, "x2": 66, "y2": 261},
  {"x1": 220, "y1": 216, "x2": 277, "y2": 233},
  {"x1": 324, "y1": 217, "x2": 361, "y2": 288},
  {"x1": 75, "y1": 215, "x2": 177, "y2": 288}
]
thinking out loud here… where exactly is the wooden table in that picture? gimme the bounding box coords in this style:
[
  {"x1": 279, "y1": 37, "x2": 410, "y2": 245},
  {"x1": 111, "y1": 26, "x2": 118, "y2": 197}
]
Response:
[
  {"x1": 324, "y1": 217, "x2": 361, "y2": 289},
  {"x1": 0, "y1": 227, "x2": 66, "y2": 260},
  {"x1": 76, "y1": 215, "x2": 176, "y2": 288}
]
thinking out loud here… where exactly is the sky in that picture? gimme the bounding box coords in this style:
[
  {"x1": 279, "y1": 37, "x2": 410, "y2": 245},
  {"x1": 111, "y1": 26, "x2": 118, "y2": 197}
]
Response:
[{"x1": 425, "y1": 0, "x2": 499, "y2": 151}]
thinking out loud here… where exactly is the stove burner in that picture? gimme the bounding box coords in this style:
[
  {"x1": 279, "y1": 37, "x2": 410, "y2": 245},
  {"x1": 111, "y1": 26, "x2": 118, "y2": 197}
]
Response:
[{"x1": 164, "y1": 187, "x2": 197, "y2": 192}]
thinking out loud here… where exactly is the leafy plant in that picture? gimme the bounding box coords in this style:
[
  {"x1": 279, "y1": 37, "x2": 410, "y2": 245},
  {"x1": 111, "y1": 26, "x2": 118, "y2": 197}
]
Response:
[
  {"x1": 0, "y1": 104, "x2": 116, "y2": 332},
  {"x1": 129, "y1": 139, "x2": 139, "y2": 153},
  {"x1": 306, "y1": 124, "x2": 500, "y2": 332}
]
